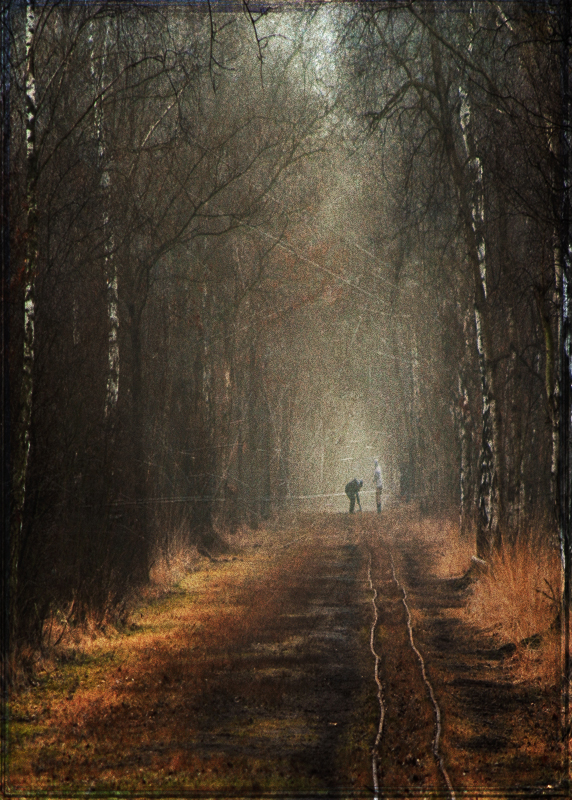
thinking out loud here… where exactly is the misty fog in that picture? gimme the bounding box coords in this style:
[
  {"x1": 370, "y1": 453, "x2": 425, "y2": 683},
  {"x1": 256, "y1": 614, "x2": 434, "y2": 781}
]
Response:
[{"x1": 5, "y1": 0, "x2": 567, "y2": 642}]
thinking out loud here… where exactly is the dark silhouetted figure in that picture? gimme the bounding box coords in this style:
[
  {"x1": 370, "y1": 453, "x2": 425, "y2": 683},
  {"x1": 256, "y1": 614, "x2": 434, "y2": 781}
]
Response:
[{"x1": 345, "y1": 478, "x2": 363, "y2": 513}]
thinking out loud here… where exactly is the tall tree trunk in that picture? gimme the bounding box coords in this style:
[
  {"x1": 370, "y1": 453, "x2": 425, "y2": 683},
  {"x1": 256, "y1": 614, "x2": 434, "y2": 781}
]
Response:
[
  {"x1": 128, "y1": 304, "x2": 148, "y2": 582},
  {"x1": 459, "y1": 76, "x2": 501, "y2": 554},
  {"x1": 245, "y1": 342, "x2": 259, "y2": 526},
  {"x1": 506, "y1": 310, "x2": 526, "y2": 538},
  {"x1": 557, "y1": 0, "x2": 572, "y2": 755},
  {"x1": 429, "y1": 32, "x2": 501, "y2": 556},
  {"x1": 90, "y1": 15, "x2": 118, "y2": 521},
  {"x1": 242, "y1": 341, "x2": 271, "y2": 525},
  {"x1": 11, "y1": 0, "x2": 38, "y2": 644},
  {"x1": 277, "y1": 387, "x2": 291, "y2": 504},
  {"x1": 191, "y1": 283, "x2": 215, "y2": 543},
  {"x1": 2, "y1": 0, "x2": 12, "y2": 658},
  {"x1": 472, "y1": 302, "x2": 500, "y2": 555},
  {"x1": 105, "y1": 267, "x2": 119, "y2": 417},
  {"x1": 95, "y1": 19, "x2": 119, "y2": 423},
  {"x1": 410, "y1": 333, "x2": 421, "y2": 503},
  {"x1": 535, "y1": 282, "x2": 559, "y2": 520},
  {"x1": 260, "y1": 366, "x2": 271, "y2": 520}
]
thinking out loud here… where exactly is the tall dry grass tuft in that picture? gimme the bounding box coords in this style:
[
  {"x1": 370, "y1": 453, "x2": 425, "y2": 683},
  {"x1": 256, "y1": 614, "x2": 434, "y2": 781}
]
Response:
[
  {"x1": 467, "y1": 530, "x2": 561, "y2": 687},
  {"x1": 391, "y1": 511, "x2": 562, "y2": 688},
  {"x1": 467, "y1": 535, "x2": 560, "y2": 644},
  {"x1": 148, "y1": 532, "x2": 199, "y2": 596},
  {"x1": 427, "y1": 517, "x2": 475, "y2": 579}
]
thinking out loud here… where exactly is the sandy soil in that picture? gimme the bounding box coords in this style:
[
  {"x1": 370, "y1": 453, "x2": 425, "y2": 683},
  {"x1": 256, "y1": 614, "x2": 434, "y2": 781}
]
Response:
[{"x1": 7, "y1": 511, "x2": 569, "y2": 796}]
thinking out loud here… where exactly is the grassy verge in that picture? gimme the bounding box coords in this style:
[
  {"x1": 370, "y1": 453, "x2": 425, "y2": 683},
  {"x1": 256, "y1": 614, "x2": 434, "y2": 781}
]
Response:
[
  {"x1": 7, "y1": 524, "x2": 270, "y2": 791},
  {"x1": 466, "y1": 532, "x2": 561, "y2": 687},
  {"x1": 400, "y1": 508, "x2": 562, "y2": 689}
]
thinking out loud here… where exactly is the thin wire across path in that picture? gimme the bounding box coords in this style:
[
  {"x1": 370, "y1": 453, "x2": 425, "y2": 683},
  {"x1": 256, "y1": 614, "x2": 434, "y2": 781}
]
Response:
[{"x1": 389, "y1": 550, "x2": 457, "y2": 800}]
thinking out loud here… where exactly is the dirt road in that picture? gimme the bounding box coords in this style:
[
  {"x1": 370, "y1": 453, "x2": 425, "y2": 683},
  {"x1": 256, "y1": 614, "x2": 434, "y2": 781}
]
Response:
[{"x1": 7, "y1": 511, "x2": 568, "y2": 796}]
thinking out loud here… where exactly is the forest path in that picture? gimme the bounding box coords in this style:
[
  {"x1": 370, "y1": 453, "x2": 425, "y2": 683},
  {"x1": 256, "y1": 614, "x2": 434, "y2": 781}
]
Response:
[{"x1": 7, "y1": 510, "x2": 566, "y2": 796}]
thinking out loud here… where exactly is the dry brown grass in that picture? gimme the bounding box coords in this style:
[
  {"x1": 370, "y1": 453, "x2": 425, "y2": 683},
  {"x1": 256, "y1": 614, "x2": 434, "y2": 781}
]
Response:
[
  {"x1": 382, "y1": 507, "x2": 475, "y2": 579},
  {"x1": 9, "y1": 512, "x2": 564, "y2": 793},
  {"x1": 35, "y1": 524, "x2": 226, "y2": 670},
  {"x1": 416, "y1": 516, "x2": 475, "y2": 579},
  {"x1": 466, "y1": 531, "x2": 562, "y2": 687},
  {"x1": 467, "y1": 536, "x2": 560, "y2": 643},
  {"x1": 385, "y1": 509, "x2": 563, "y2": 689},
  {"x1": 147, "y1": 532, "x2": 202, "y2": 596}
]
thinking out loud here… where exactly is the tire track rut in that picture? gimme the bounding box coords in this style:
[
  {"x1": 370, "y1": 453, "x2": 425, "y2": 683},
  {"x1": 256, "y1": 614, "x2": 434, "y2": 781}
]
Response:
[{"x1": 388, "y1": 547, "x2": 455, "y2": 798}]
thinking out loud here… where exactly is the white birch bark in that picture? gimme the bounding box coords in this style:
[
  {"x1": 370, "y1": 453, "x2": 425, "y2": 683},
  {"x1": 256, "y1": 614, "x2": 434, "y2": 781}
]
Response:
[
  {"x1": 91, "y1": 17, "x2": 119, "y2": 418},
  {"x1": 426, "y1": 21, "x2": 500, "y2": 553},
  {"x1": 556, "y1": 0, "x2": 572, "y2": 755},
  {"x1": 12, "y1": 0, "x2": 38, "y2": 587},
  {"x1": 459, "y1": 88, "x2": 486, "y2": 297},
  {"x1": 458, "y1": 64, "x2": 501, "y2": 553},
  {"x1": 553, "y1": 242, "x2": 562, "y2": 518},
  {"x1": 105, "y1": 266, "x2": 119, "y2": 417},
  {"x1": 410, "y1": 332, "x2": 421, "y2": 499}
]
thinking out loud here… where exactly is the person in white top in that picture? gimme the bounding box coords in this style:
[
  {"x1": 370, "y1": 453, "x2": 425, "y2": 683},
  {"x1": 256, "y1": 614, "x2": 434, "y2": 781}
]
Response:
[{"x1": 373, "y1": 459, "x2": 383, "y2": 513}]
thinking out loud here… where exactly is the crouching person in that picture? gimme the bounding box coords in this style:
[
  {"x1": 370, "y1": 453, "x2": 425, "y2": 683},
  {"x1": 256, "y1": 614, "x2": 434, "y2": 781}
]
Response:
[{"x1": 345, "y1": 478, "x2": 363, "y2": 513}]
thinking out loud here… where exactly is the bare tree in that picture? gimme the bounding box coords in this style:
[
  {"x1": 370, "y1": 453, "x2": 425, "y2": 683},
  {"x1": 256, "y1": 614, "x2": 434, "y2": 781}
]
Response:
[{"x1": 336, "y1": 1, "x2": 563, "y2": 554}]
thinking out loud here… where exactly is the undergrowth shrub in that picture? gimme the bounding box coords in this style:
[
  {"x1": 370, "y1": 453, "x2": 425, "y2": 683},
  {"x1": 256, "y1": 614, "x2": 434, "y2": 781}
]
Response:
[
  {"x1": 401, "y1": 511, "x2": 562, "y2": 688},
  {"x1": 467, "y1": 534, "x2": 560, "y2": 643},
  {"x1": 148, "y1": 527, "x2": 199, "y2": 595},
  {"x1": 467, "y1": 530, "x2": 561, "y2": 687}
]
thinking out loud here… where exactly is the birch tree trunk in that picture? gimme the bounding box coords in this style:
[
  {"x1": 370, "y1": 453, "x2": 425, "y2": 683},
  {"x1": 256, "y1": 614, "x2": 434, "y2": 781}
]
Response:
[
  {"x1": 458, "y1": 78, "x2": 501, "y2": 555},
  {"x1": 457, "y1": 372, "x2": 472, "y2": 536},
  {"x1": 410, "y1": 332, "x2": 421, "y2": 502},
  {"x1": 557, "y1": 0, "x2": 572, "y2": 755},
  {"x1": 428, "y1": 30, "x2": 501, "y2": 556},
  {"x1": 2, "y1": 0, "x2": 12, "y2": 655},
  {"x1": 10, "y1": 0, "x2": 38, "y2": 641},
  {"x1": 94, "y1": 19, "x2": 119, "y2": 421}
]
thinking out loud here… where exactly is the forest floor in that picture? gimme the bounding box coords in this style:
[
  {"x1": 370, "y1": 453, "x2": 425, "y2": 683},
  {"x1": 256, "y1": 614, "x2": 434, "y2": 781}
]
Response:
[{"x1": 5, "y1": 509, "x2": 569, "y2": 797}]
